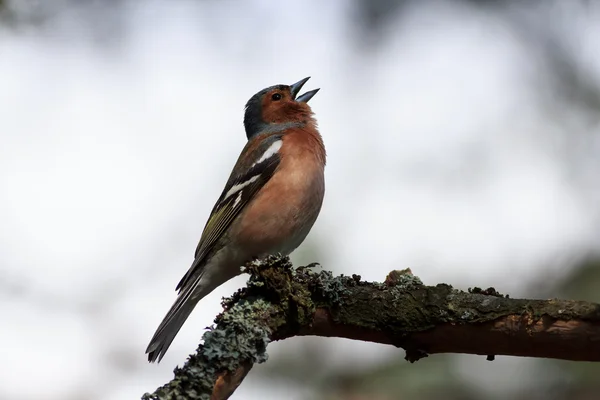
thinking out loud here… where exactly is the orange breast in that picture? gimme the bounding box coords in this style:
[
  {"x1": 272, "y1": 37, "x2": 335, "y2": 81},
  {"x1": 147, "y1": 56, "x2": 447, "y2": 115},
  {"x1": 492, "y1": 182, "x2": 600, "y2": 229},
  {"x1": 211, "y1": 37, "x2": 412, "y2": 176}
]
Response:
[{"x1": 232, "y1": 126, "x2": 325, "y2": 256}]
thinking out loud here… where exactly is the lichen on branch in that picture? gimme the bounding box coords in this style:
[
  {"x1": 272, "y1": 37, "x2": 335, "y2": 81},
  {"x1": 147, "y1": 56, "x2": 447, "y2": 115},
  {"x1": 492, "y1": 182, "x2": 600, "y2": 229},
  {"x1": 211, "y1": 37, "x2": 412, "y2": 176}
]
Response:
[{"x1": 143, "y1": 255, "x2": 600, "y2": 400}]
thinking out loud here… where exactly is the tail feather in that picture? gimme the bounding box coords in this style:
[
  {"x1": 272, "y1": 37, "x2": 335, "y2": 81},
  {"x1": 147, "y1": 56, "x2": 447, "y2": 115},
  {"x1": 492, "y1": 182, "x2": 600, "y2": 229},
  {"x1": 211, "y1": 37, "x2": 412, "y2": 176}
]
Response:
[
  {"x1": 146, "y1": 280, "x2": 204, "y2": 363},
  {"x1": 147, "y1": 250, "x2": 237, "y2": 363}
]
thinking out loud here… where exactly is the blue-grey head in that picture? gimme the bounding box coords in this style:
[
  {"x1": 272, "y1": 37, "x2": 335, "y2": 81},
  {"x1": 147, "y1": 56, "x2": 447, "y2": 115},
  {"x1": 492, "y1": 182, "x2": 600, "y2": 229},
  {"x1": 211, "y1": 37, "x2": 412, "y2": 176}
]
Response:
[{"x1": 243, "y1": 77, "x2": 320, "y2": 139}]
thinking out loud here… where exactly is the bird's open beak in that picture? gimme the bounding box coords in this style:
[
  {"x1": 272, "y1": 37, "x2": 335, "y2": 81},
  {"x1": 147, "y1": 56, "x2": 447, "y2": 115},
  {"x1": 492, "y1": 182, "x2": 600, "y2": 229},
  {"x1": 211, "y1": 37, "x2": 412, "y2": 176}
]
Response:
[{"x1": 290, "y1": 77, "x2": 320, "y2": 103}]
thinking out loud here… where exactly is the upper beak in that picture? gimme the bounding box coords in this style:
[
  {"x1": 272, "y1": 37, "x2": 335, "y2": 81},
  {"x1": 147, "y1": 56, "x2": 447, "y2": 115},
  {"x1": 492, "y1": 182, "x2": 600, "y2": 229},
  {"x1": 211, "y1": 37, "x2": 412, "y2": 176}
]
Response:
[{"x1": 290, "y1": 77, "x2": 320, "y2": 103}]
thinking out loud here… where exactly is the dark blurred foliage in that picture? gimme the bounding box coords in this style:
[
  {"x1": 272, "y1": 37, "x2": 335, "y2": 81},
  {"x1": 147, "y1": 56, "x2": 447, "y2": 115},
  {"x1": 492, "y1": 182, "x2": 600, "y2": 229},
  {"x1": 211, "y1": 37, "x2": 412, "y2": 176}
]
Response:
[
  {"x1": 0, "y1": 0, "x2": 127, "y2": 45},
  {"x1": 535, "y1": 255, "x2": 600, "y2": 400},
  {"x1": 255, "y1": 338, "x2": 477, "y2": 399},
  {"x1": 555, "y1": 255, "x2": 600, "y2": 303},
  {"x1": 352, "y1": 0, "x2": 600, "y2": 116},
  {"x1": 349, "y1": 0, "x2": 410, "y2": 48},
  {"x1": 316, "y1": 355, "x2": 479, "y2": 400}
]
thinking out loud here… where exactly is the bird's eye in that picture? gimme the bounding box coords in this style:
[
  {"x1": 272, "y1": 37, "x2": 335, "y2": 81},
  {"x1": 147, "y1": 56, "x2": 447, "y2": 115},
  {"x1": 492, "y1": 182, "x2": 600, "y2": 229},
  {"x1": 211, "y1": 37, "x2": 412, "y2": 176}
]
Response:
[{"x1": 271, "y1": 93, "x2": 282, "y2": 101}]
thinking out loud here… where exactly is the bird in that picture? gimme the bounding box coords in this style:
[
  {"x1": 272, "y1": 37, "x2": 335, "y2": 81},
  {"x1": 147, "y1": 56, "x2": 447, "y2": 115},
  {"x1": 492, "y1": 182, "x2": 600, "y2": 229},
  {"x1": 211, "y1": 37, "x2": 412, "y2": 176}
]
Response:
[{"x1": 146, "y1": 77, "x2": 326, "y2": 363}]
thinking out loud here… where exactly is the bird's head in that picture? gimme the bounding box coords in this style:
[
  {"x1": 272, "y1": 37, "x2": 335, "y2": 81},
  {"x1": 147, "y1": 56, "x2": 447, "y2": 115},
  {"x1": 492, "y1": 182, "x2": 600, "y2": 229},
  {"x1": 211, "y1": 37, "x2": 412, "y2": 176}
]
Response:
[{"x1": 243, "y1": 77, "x2": 319, "y2": 139}]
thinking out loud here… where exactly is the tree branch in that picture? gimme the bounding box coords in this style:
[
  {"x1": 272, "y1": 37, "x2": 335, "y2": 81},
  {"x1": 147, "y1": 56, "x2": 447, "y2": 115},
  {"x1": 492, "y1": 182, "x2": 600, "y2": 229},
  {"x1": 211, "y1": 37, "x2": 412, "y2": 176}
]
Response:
[{"x1": 142, "y1": 256, "x2": 600, "y2": 400}]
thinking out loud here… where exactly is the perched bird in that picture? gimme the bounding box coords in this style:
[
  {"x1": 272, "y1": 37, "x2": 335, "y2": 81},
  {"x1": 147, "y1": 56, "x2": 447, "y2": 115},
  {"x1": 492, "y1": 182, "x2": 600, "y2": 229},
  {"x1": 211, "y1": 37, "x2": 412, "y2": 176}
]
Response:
[{"x1": 146, "y1": 77, "x2": 326, "y2": 363}]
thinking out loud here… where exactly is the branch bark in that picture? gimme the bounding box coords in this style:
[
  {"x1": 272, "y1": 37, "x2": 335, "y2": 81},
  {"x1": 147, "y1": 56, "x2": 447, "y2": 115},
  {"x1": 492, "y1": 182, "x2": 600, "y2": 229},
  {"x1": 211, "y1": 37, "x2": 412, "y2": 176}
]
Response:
[{"x1": 142, "y1": 256, "x2": 600, "y2": 400}]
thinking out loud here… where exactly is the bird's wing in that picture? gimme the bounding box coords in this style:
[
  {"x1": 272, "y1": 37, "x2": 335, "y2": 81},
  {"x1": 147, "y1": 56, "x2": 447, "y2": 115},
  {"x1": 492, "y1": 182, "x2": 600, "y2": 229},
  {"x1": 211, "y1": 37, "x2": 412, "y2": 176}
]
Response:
[{"x1": 175, "y1": 134, "x2": 283, "y2": 293}]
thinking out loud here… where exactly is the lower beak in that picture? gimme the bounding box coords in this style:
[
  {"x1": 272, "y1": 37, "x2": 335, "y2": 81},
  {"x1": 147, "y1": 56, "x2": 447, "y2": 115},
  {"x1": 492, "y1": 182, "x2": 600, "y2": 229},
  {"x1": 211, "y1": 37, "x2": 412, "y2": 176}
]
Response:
[{"x1": 296, "y1": 88, "x2": 320, "y2": 103}]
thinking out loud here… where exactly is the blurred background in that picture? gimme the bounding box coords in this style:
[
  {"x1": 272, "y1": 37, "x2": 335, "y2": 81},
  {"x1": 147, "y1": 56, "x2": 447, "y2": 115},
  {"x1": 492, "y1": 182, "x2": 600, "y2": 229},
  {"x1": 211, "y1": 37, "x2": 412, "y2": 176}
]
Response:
[{"x1": 1, "y1": 0, "x2": 600, "y2": 399}]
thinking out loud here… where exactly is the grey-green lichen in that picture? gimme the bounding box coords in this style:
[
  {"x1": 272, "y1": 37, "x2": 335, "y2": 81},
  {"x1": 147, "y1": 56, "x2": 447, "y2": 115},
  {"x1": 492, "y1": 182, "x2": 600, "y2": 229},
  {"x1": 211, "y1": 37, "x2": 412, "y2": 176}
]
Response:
[
  {"x1": 308, "y1": 269, "x2": 352, "y2": 306},
  {"x1": 202, "y1": 299, "x2": 272, "y2": 364},
  {"x1": 142, "y1": 295, "x2": 277, "y2": 400}
]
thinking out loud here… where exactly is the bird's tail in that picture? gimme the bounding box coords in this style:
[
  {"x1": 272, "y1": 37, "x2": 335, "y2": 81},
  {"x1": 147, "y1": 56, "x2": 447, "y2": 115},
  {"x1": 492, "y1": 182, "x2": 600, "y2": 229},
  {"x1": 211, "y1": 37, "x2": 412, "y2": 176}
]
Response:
[{"x1": 146, "y1": 279, "x2": 210, "y2": 363}]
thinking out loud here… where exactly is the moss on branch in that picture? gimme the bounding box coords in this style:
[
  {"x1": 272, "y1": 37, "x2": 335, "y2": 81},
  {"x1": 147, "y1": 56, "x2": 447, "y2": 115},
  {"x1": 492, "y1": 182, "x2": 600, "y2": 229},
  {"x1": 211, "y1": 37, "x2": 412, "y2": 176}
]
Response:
[{"x1": 143, "y1": 255, "x2": 600, "y2": 400}]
